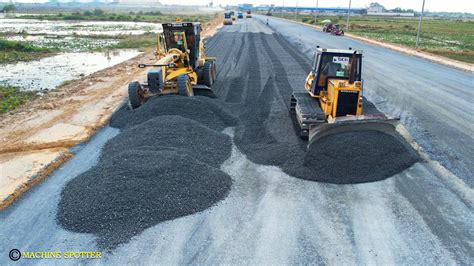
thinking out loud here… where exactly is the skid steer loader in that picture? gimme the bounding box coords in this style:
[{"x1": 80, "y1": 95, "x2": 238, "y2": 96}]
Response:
[
  {"x1": 128, "y1": 19, "x2": 217, "y2": 109},
  {"x1": 290, "y1": 47, "x2": 399, "y2": 146}
]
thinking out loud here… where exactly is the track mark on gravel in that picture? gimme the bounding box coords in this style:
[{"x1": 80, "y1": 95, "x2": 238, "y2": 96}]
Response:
[
  {"x1": 244, "y1": 34, "x2": 263, "y2": 106},
  {"x1": 273, "y1": 33, "x2": 312, "y2": 73},
  {"x1": 260, "y1": 32, "x2": 294, "y2": 109}
]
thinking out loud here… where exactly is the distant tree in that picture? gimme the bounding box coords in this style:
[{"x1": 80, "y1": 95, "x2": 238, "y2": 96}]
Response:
[
  {"x1": 93, "y1": 9, "x2": 104, "y2": 16},
  {"x1": 392, "y1": 7, "x2": 402, "y2": 13},
  {"x1": 83, "y1": 11, "x2": 93, "y2": 16},
  {"x1": 2, "y1": 4, "x2": 16, "y2": 13}
]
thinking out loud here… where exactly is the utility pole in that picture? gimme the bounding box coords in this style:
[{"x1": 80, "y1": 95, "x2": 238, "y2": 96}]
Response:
[
  {"x1": 295, "y1": 0, "x2": 299, "y2": 21},
  {"x1": 346, "y1": 0, "x2": 352, "y2": 29},
  {"x1": 415, "y1": 0, "x2": 426, "y2": 49},
  {"x1": 281, "y1": 0, "x2": 284, "y2": 17},
  {"x1": 314, "y1": 0, "x2": 319, "y2": 23}
]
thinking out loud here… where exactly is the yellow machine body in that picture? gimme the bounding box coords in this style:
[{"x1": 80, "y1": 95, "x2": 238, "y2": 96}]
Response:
[
  {"x1": 291, "y1": 47, "x2": 399, "y2": 142},
  {"x1": 304, "y1": 74, "x2": 363, "y2": 120},
  {"x1": 128, "y1": 19, "x2": 217, "y2": 109}
]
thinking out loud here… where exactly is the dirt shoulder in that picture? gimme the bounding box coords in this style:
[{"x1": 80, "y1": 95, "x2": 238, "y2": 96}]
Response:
[
  {"x1": 0, "y1": 15, "x2": 223, "y2": 210},
  {"x1": 274, "y1": 16, "x2": 473, "y2": 73}
]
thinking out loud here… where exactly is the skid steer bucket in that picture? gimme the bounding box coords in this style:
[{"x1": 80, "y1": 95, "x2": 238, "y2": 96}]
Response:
[{"x1": 307, "y1": 116, "x2": 400, "y2": 148}]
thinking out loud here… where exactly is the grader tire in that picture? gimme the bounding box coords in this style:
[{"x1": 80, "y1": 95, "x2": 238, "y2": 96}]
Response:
[
  {"x1": 202, "y1": 61, "x2": 213, "y2": 87},
  {"x1": 211, "y1": 61, "x2": 217, "y2": 82},
  {"x1": 177, "y1": 75, "x2": 194, "y2": 97},
  {"x1": 128, "y1": 81, "x2": 143, "y2": 109}
]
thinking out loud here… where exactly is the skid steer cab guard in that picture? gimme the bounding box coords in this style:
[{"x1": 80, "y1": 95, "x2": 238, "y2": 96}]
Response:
[{"x1": 128, "y1": 20, "x2": 217, "y2": 109}]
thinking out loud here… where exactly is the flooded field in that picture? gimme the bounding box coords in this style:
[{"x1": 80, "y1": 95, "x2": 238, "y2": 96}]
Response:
[
  {"x1": 0, "y1": 18, "x2": 161, "y2": 36},
  {"x1": 0, "y1": 50, "x2": 141, "y2": 91},
  {"x1": 5, "y1": 35, "x2": 120, "y2": 52},
  {"x1": 0, "y1": 18, "x2": 159, "y2": 91}
]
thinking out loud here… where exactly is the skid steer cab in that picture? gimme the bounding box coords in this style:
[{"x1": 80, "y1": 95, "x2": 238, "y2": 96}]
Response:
[{"x1": 128, "y1": 19, "x2": 217, "y2": 109}]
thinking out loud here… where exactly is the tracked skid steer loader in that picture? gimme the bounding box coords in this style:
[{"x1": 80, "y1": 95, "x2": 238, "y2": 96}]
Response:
[
  {"x1": 290, "y1": 47, "x2": 399, "y2": 147},
  {"x1": 128, "y1": 18, "x2": 217, "y2": 109}
]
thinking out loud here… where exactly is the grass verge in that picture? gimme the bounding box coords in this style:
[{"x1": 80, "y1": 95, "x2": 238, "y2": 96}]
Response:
[
  {"x1": 0, "y1": 85, "x2": 37, "y2": 113},
  {"x1": 0, "y1": 38, "x2": 57, "y2": 64}
]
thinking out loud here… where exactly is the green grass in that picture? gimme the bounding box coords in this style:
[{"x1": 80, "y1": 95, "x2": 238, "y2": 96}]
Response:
[
  {"x1": 0, "y1": 38, "x2": 57, "y2": 64},
  {"x1": 107, "y1": 32, "x2": 157, "y2": 50},
  {"x1": 0, "y1": 85, "x2": 37, "y2": 113},
  {"x1": 274, "y1": 13, "x2": 474, "y2": 63}
]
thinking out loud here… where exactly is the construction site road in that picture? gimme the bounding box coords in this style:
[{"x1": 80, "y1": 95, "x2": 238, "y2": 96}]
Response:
[
  {"x1": 0, "y1": 17, "x2": 472, "y2": 264},
  {"x1": 260, "y1": 15, "x2": 474, "y2": 187}
]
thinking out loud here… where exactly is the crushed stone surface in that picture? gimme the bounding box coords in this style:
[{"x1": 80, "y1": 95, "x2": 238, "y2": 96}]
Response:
[
  {"x1": 110, "y1": 95, "x2": 237, "y2": 131},
  {"x1": 58, "y1": 113, "x2": 233, "y2": 250}
]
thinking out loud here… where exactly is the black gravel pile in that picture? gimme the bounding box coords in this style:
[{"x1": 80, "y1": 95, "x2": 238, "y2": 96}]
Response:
[
  {"x1": 58, "y1": 150, "x2": 232, "y2": 250},
  {"x1": 303, "y1": 130, "x2": 419, "y2": 183},
  {"x1": 58, "y1": 115, "x2": 233, "y2": 250},
  {"x1": 110, "y1": 95, "x2": 237, "y2": 131},
  {"x1": 104, "y1": 116, "x2": 232, "y2": 168}
]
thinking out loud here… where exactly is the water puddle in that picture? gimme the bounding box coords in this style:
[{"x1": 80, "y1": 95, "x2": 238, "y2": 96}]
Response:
[{"x1": 0, "y1": 49, "x2": 141, "y2": 91}]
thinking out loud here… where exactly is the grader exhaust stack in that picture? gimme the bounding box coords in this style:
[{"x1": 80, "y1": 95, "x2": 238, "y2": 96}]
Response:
[{"x1": 290, "y1": 47, "x2": 399, "y2": 147}]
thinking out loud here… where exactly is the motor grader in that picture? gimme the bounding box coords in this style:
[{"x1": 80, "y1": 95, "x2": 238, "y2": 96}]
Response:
[
  {"x1": 290, "y1": 47, "x2": 398, "y2": 146},
  {"x1": 128, "y1": 19, "x2": 217, "y2": 109}
]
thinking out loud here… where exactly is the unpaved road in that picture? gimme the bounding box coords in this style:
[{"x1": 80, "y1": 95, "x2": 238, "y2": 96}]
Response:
[{"x1": 0, "y1": 18, "x2": 473, "y2": 265}]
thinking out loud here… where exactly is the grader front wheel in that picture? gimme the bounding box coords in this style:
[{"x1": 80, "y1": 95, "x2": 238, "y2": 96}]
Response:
[
  {"x1": 128, "y1": 81, "x2": 144, "y2": 109},
  {"x1": 177, "y1": 75, "x2": 194, "y2": 97}
]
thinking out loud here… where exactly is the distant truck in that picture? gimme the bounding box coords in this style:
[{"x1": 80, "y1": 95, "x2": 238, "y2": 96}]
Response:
[
  {"x1": 223, "y1": 12, "x2": 233, "y2": 25},
  {"x1": 246, "y1": 10, "x2": 252, "y2": 18}
]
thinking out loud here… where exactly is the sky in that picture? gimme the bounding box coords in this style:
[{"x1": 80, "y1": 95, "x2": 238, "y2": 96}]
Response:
[{"x1": 3, "y1": 1, "x2": 474, "y2": 13}]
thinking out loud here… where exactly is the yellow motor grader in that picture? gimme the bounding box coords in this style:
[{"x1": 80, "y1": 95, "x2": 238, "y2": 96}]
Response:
[
  {"x1": 128, "y1": 19, "x2": 217, "y2": 109},
  {"x1": 290, "y1": 47, "x2": 399, "y2": 146}
]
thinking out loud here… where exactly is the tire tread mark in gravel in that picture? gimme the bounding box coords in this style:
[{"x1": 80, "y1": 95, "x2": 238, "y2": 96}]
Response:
[
  {"x1": 260, "y1": 32, "x2": 294, "y2": 109},
  {"x1": 234, "y1": 34, "x2": 247, "y2": 67},
  {"x1": 224, "y1": 35, "x2": 249, "y2": 103},
  {"x1": 244, "y1": 33, "x2": 262, "y2": 106},
  {"x1": 238, "y1": 76, "x2": 278, "y2": 144},
  {"x1": 273, "y1": 32, "x2": 312, "y2": 73}
]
